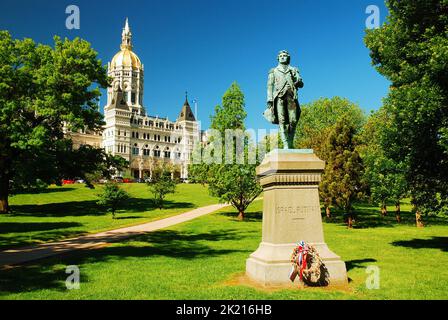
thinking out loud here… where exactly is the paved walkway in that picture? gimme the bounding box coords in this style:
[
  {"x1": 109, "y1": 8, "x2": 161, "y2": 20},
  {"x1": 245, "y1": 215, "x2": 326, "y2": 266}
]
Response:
[{"x1": 0, "y1": 203, "x2": 228, "y2": 269}]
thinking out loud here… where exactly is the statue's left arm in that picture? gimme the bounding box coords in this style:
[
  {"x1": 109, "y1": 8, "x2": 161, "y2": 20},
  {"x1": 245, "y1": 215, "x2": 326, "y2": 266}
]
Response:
[{"x1": 293, "y1": 67, "x2": 304, "y2": 89}]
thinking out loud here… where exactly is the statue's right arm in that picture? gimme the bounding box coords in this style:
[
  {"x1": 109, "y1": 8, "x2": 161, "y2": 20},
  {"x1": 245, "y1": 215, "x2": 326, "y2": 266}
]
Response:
[{"x1": 267, "y1": 71, "x2": 274, "y2": 103}]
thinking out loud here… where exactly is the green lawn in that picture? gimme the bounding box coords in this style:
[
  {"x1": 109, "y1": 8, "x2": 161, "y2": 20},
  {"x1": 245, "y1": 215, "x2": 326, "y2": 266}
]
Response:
[
  {"x1": 0, "y1": 183, "x2": 219, "y2": 250},
  {"x1": 1, "y1": 199, "x2": 447, "y2": 300}
]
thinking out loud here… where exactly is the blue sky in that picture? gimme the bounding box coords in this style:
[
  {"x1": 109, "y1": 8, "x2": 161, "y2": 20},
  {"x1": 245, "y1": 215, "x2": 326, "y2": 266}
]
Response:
[{"x1": 1, "y1": 0, "x2": 390, "y2": 131}]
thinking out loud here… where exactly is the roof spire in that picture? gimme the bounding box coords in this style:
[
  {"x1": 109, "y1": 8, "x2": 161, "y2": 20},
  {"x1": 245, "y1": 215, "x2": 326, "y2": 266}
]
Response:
[
  {"x1": 125, "y1": 17, "x2": 130, "y2": 32},
  {"x1": 121, "y1": 18, "x2": 132, "y2": 50},
  {"x1": 179, "y1": 92, "x2": 195, "y2": 121}
]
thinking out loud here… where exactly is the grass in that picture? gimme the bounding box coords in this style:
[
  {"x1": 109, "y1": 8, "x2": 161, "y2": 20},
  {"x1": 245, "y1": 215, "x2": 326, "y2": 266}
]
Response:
[
  {"x1": 0, "y1": 183, "x2": 219, "y2": 250},
  {"x1": 1, "y1": 199, "x2": 447, "y2": 300}
]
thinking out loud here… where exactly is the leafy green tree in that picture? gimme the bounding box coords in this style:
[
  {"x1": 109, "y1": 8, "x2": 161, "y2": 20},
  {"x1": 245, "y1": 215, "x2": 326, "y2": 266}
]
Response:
[
  {"x1": 295, "y1": 97, "x2": 365, "y2": 153},
  {"x1": 320, "y1": 117, "x2": 365, "y2": 228},
  {"x1": 0, "y1": 31, "x2": 109, "y2": 213},
  {"x1": 97, "y1": 182, "x2": 130, "y2": 219},
  {"x1": 365, "y1": 0, "x2": 448, "y2": 227},
  {"x1": 190, "y1": 82, "x2": 262, "y2": 220},
  {"x1": 358, "y1": 110, "x2": 408, "y2": 222},
  {"x1": 148, "y1": 164, "x2": 177, "y2": 209}
]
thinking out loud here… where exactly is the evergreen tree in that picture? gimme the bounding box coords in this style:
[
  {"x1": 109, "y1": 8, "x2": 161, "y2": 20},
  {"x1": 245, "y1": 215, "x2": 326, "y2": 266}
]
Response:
[
  {"x1": 320, "y1": 117, "x2": 365, "y2": 228},
  {"x1": 295, "y1": 97, "x2": 365, "y2": 218}
]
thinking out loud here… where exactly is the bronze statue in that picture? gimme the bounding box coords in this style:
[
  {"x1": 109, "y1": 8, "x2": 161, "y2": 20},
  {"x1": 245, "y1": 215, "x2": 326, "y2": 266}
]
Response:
[{"x1": 264, "y1": 50, "x2": 304, "y2": 149}]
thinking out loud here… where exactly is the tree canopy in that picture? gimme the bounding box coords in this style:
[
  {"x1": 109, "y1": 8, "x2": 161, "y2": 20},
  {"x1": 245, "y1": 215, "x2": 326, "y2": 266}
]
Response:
[
  {"x1": 190, "y1": 82, "x2": 262, "y2": 220},
  {"x1": 365, "y1": 0, "x2": 448, "y2": 224},
  {"x1": 0, "y1": 31, "x2": 110, "y2": 212}
]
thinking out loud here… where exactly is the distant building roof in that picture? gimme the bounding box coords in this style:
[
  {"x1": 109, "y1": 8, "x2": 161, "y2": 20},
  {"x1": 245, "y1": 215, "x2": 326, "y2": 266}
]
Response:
[{"x1": 178, "y1": 97, "x2": 196, "y2": 122}]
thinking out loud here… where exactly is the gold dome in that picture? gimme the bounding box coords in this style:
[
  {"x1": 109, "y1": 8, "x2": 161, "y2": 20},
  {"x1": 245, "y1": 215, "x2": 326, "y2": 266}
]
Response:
[{"x1": 111, "y1": 48, "x2": 142, "y2": 70}]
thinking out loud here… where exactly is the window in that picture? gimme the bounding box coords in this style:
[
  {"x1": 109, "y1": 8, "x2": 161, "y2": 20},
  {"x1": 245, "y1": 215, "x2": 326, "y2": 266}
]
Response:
[
  {"x1": 132, "y1": 132, "x2": 135, "y2": 138},
  {"x1": 131, "y1": 92, "x2": 136, "y2": 104},
  {"x1": 132, "y1": 147, "x2": 139, "y2": 155},
  {"x1": 164, "y1": 151, "x2": 171, "y2": 158}
]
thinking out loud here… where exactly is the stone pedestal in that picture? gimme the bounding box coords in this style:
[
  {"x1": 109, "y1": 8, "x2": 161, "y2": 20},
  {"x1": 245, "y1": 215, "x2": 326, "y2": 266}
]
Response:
[{"x1": 246, "y1": 149, "x2": 348, "y2": 287}]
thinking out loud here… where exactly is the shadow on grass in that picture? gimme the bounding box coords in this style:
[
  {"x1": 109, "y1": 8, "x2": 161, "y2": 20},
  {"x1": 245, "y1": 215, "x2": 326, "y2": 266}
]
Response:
[
  {"x1": 12, "y1": 187, "x2": 77, "y2": 195},
  {"x1": 217, "y1": 210, "x2": 262, "y2": 222},
  {"x1": 391, "y1": 237, "x2": 448, "y2": 252},
  {"x1": 0, "y1": 222, "x2": 83, "y2": 234},
  {"x1": 10, "y1": 199, "x2": 195, "y2": 218},
  {"x1": 345, "y1": 258, "x2": 377, "y2": 271},
  {"x1": 0, "y1": 230, "x2": 89, "y2": 251},
  {"x1": 0, "y1": 222, "x2": 87, "y2": 250},
  {"x1": 113, "y1": 216, "x2": 143, "y2": 220},
  {"x1": 0, "y1": 229, "x2": 246, "y2": 294}
]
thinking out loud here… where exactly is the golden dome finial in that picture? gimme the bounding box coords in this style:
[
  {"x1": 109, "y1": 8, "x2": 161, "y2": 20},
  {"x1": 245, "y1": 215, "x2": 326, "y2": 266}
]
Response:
[{"x1": 121, "y1": 18, "x2": 132, "y2": 50}]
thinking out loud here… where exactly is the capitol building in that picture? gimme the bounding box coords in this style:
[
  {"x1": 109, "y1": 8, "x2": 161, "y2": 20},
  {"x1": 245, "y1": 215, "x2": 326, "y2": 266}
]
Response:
[{"x1": 68, "y1": 19, "x2": 200, "y2": 180}]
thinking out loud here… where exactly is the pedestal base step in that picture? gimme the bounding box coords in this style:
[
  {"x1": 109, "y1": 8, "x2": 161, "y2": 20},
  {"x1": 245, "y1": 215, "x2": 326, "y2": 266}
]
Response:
[{"x1": 246, "y1": 242, "x2": 348, "y2": 287}]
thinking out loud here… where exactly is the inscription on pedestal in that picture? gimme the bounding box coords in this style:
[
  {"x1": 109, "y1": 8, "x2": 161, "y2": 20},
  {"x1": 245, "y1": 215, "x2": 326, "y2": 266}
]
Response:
[{"x1": 276, "y1": 206, "x2": 320, "y2": 219}]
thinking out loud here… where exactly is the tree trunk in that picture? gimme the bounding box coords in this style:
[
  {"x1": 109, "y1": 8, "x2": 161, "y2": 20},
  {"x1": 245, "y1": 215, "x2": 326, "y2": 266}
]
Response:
[
  {"x1": 415, "y1": 209, "x2": 424, "y2": 228},
  {"x1": 237, "y1": 211, "x2": 244, "y2": 221},
  {"x1": 347, "y1": 215, "x2": 354, "y2": 229},
  {"x1": 381, "y1": 204, "x2": 387, "y2": 217},
  {"x1": 325, "y1": 206, "x2": 331, "y2": 219},
  {"x1": 0, "y1": 175, "x2": 9, "y2": 214},
  {"x1": 395, "y1": 203, "x2": 401, "y2": 223}
]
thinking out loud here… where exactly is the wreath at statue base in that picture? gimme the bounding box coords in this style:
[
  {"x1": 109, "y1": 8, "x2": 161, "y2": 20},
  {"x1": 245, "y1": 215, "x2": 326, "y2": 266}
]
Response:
[{"x1": 289, "y1": 241, "x2": 330, "y2": 287}]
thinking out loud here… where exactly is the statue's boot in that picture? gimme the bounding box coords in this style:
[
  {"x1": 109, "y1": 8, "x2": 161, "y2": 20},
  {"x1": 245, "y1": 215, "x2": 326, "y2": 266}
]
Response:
[
  {"x1": 279, "y1": 125, "x2": 289, "y2": 150},
  {"x1": 287, "y1": 124, "x2": 297, "y2": 149}
]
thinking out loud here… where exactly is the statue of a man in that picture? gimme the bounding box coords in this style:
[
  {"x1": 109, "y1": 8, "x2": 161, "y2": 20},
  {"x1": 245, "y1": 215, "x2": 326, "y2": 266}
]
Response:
[{"x1": 264, "y1": 50, "x2": 304, "y2": 149}]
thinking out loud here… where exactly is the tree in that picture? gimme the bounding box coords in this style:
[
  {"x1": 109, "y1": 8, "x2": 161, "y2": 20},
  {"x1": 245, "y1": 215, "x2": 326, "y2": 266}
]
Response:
[
  {"x1": 295, "y1": 97, "x2": 365, "y2": 154},
  {"x1": 365, "y1": 0, "x2": 448, "y2": 227},
  {"x1": 358, "y1": 110, "x2": 408, "y2": 222},
  {"x1": 97, "y1": 182, "x2": 130, "y2": 219},
  {"x1": 190, "y1": 82, "x2": 262, "y2": 220},
  {"x1": 320, "y1": 117, "x2": 365, "y2": 228},
  {"x1": 295, "y1": 97, "x2": 365, "y2": 218},
  {"x1": 0, "y1": 31, "x2": 109, "y2": 213},
  {"x1": 148, "y1": 163, "x2": 177, "y2": 209}
]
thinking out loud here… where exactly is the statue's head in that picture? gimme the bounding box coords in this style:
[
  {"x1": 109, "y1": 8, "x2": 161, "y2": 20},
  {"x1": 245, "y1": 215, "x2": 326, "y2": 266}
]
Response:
[{"x1": 277, "y1": 50, "x2": 291, "y2": 65}]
